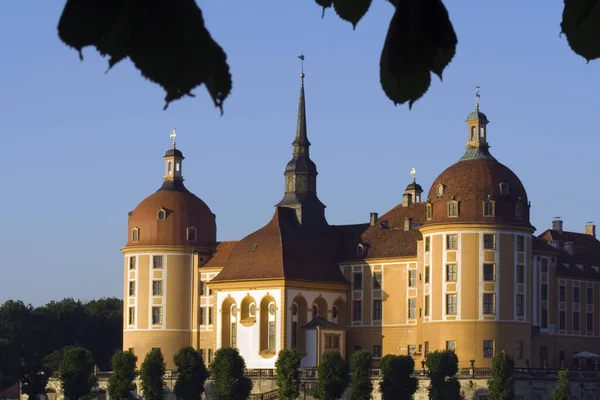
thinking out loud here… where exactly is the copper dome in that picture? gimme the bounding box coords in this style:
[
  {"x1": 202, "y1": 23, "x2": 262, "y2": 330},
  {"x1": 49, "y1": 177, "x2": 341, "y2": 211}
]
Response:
[
  {"x1": 425, "y1": 158, "x2": 530, "y2": 227},
  {"x1": 127, "y1": 184, "x2": 216, "y2": 247}
]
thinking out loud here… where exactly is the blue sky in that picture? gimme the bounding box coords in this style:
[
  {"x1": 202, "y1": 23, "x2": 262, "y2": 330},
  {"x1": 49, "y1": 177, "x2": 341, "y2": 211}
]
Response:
[{"x1": 0, "y1": 1, "x2": 598, "y2": 305}]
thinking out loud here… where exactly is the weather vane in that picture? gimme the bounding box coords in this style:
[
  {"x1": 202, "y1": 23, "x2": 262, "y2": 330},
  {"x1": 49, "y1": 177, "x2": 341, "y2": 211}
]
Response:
[
  {"x1": 170, "y1": 126, "x2": 177, "y2": 148},
  {"x1": 410, "y1": 167, "x2": 416, "y2": 182},
  {"x1": 475, "y1": 85, "x2": 481, "y2": 110},
  {"x1": 298, "y1": 52, "x2": 305, "y2": 78}
]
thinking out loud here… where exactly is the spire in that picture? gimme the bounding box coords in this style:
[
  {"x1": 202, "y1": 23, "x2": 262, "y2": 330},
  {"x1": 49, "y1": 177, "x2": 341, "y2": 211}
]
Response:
[
  {"x1": 159, "y1": 127, "x2": 188, "y2": 192},
  {"x1": 276, "y1": 54, "x2": 325, "y2": 225},
  {"x1": 460, "y1": 85, "x2": 496, "y2": 161}
]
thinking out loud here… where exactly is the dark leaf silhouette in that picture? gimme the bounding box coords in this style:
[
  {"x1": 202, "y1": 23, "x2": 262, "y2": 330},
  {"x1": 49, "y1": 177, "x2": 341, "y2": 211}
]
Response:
[
  {"x1": 380, "y1": 0, "x2": 457, "y2": 108},
  {"x1": 561, "y1": 0, "x2": 600, "y2": 62},
  {"x1": 333, "y1": 0, "x2": 373, "y2": 29},
  {"x1": 315, "y1": 0, "x2": 333, "y2": 18},
  {"x1": 58, "y1": 0, "x2": 232, "y2": 113}
]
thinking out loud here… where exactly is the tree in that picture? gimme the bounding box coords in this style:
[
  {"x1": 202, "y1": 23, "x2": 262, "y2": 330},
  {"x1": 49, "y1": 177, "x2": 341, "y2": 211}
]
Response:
[
  {"x1": 58, "y1": 346, "x2": 98, "y2": 400},
  {"x1": 209, "y1": 347, "x2": 252, "y2": 400},
  {"x1": 275, "y1": 349, "x2": 303, "y2": 400},
  {"x1": 552, "y1": 369, "x2": 571, "y2": 400},
  {"x1": 173, "y1": 347, "x2": 209, "y2": 400},
  {"x1": 140, "y1": 348, "x2": 166, "y2": 400},
  {"x1": 426, "y1": 350, "x2": 462, "y2": 400},
  {"x1": 314, "y1": 351, "x2": 350, "y2": 400},
  {"x1": 487, "y1": 352, "x2": 515, "y2": 400},
  {"x1": 0, "y1": 339, "x2": 21, "y2": 389},
  {"x1": 379, "y1": 354, "x2": 418, "y2": 400},
  {"x1": 348, "y1": 350, "x2": 372, "y2": 400},
  {"x1": 108, "y1": 350, "x2": 138, "y2": 400},
  {"x1": 56, "y1": 1, "x2": 600, "y2": 112}
]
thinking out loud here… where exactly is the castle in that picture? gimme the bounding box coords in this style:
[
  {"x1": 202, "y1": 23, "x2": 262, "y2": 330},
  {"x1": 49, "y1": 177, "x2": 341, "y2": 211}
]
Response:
[{"x1": 121, "y1": 73, "x2": 600, "y2": 373}]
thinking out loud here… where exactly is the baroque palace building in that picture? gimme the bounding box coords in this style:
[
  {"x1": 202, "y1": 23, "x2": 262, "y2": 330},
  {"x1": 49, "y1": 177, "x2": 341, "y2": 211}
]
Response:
[{"x1": 121, "y1": 73, "x2": 600, "y2": 372}]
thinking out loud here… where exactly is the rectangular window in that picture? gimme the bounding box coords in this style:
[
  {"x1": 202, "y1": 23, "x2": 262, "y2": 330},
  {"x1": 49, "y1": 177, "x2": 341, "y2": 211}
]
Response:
[
  {"x1": 483, "y1": 234, "x2": 495, "y2": 249},
  {"x1": 559, "y1": 286, "x2": 566, "y2": 302},
  {"x1": 373, "y1": 345, "x2": 382, "y2": 358},
  {"x1": 353, "y1": 300, "x2": 362, "y2": 321},
  {"x1": 541, "y1": 308, "x2": 548, "y2": 329},
  {"x1": 208, "y1": 307, "x2": 213, "y2": 325},
  {"x1": 408, "y1": 299, "x2": 416, "y2": 319},
  {"x1": 129, "y1": 281, "x2": 135, "y2": 296},
  {"x1": 426, "y1": 204, "x2": 433, "y2": 220},
  {"x1": 515, "y1": 265, "x2": 523, "y2": 284},
  {"x1": 153, "y1": 255, "x2": 163, "y2": 269},
  {"x1": 447, "y1": 234, "x2": 458, "y2": 250},
  {"x1": 152, "y1": 280, "x2": 163, "y2": 296},
  {"x1": 268, "y1": 321, "x2": 276, "y2": 350},
  {"x1": 587, "y1": 313, "x2": 593, "y2": 332},
  {"x1": 128, "y1": 307, "x2": 135, "y2": 325},
  {"x1": 424, "y1": 295, "x2": 430, "y2": 316},
  {"x1": 516, "y1": 236, "x2": 525, "y2": 252},
  {"x1": 353, "y1": 272, "x2": 363, "y2": 290},
  {"x1": 483, "y1": 293, "x2": 495, "y2": 315},
  {"x1": 425, "y1": 266, "x2": 430, "y2": 283},
  {"x1": 373, "y1": 272, "x2": 382, "y2": 289},
  {"x1": 574, "y1": 311, "x2": 580, "y2": 331},
  {"x1": 587, "y1": 288, "x2": 594, "y2": 304},
  {"x1": 483, "y1": 263, "x2": 495, "y2": 281},
  {"x1": 425, "y1": 237, "x2": 431, "y2": 252},
  {"x1": 200, "y1": 307, "x2": 206, "y2": 325},
  {"x1": 446, "y1": 264, "x2": 457, "y2": 281},
  {"x1": 373, "y1": 300, "x2": 382, "y2": 321},
  {"x1": 516, "y1": 341, "x2": 523, "y2": 359},
  {"x1": 559, "y1": 311, "x2": 566, "y2": 330},
  {"x1": 129, "y1": 257, "x2": 136, "y2": 270},
  {"x1": 574, "y1": 287, "x2": 580, "y2": 303},
  {"x1": 408, "y1": 345, "x2": 416, "y2": 356},
  {"x1": 483, "y1": 340, "x2": 494, "y2": 357},
  {"x1": 483, "y1": 201, "x2": 495, "y2": 217},
  {"x1": 152, "y1": 307, "x2": 162, "y2": 325},
  {"x1": 446, "y1": 294, "x2": 457, "y2": 315},
  {"x1": 291, "y1": 322, "x2": 298, "y2": 349},
  {"x1": 516, "y1": 294, "x2": 524, "y2": 317},
  {"x1": 541, "y1": 284, "x2": 548, "y2": 301},
  {"x1": 446, "y1": 340, "x2": 456, "y2": 352},
  {"x1": 448, "y1": 202, "x2": 458, "y2": 217},
  {"x1": 541, "y1": 258, "x2": 548, "y2": 273},
  {"x1": 408, "y1": 270, "x2": 417, "y2": 287},
  {"x1": 231, "y1": 322, "x2": 237, "y2": 347}
]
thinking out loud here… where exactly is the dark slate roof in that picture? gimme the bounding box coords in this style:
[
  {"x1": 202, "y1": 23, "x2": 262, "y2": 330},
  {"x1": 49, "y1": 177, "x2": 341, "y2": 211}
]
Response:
[
  {"x1": 157, "y1": 179, "x2": 190, "y2": 193},
  {"x1": 211, "y1": 207, "x2": 347, "y2": 284},
  {"x1": 165, "y1": 148, "x2": 184, "y2": 158},
  {"x1": 538, "y1": 229, "x2": 600, "y2": 280},
  {"x1": 304, "y1": 316, "x2": 344, "y2": 330}
]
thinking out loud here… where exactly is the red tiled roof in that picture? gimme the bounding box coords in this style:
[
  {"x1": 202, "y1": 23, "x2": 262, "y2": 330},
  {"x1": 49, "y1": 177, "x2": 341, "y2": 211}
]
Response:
[
  {"x1": 538, "y1": 229, "x2": 600, "y2": 279},
  {"x1": 203, "y1": 241, "x2": 238, "y2": 268},
  {"x1": 211, "y1": 207, "x2": 347, "y2": 284}
]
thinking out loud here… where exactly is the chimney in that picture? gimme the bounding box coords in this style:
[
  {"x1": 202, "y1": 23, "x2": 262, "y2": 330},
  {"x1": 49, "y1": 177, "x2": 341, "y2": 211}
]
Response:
[
  {"x1": 552, "y1": 217, "x2": 563, "y2": 234},
  {"x1": 586, "y1": 222, "x2": 596, "y2": 238},
  {"x1": 402, "y1": 193, "x2": 413, "y2": 207},
  {"x1": 549, "y1": 240, "x2": 560, "y2": 249},
  {"x1": 370, "y1": 212, "x2": 379, "y2": 227},
  {"x1": 404, "y1": 217, "x2": 413, "y2": 232},
  {"x1": 564, "y1": 241, "x2": 574, "y2": 256}
]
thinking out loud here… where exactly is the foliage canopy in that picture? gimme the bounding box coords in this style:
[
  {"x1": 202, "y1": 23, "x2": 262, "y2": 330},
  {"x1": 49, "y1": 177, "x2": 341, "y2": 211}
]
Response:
[
  {"x1": 275, "y1": 348, "x2": 303, "y2": 400},
  {"x1": 426, "y1": 350, "x2": 462, "y2": 400},
  {"x1": 108, "y1": 350, "x2": 138, "y2": 400},
  {"x1": 379, "y1": 354, "x2": 418, "y2": 400},
  {"x1": 58, "y1": 346, "x2": 98, "y2": 400},
  {"x1": 314, "y1": 351, "x2": 350, "y2": 400},
  {"x1": 173, "y1": 347, "x2": 209, "y2": 400},
  {"x1": 487, "y1": 352, "x2": 515, "y2": 400},
  {"x1": 348, "y1": 350, "x2": 373, "y2": 400},
  {"x1": 552, "y1": 369, "x2": 571, "y2": 400},
  {"x1": 209, "y1": 347, "x2": 253, "y2": 400},
  {"x1": 139, "y1": 348, "x2": 166, "y2": 400}
]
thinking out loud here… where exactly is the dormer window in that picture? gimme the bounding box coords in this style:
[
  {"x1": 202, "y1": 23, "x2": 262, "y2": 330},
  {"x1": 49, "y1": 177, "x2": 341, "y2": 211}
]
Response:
[
  {"x1": 515, "y1": 202, "x2": 524, "y2": 219},
  {"x1": 132, "y1": 227, "x2": 140, "y2": 242},
  {"x1": 426, "y1": 203, "x2": 433, "y2": 220},
  {"x1": 448, "y1": 201, "x2": 458, "y2": 217},
  {"x1": 499, "y1": 182, "x2": 510, "y2": 195},
  {"x1": 437, "y1": 184, "x2": 445, "y2": 197},
  {"x1": 483, "y1": 201, "x2": 495, "y2": 217},
  {"x1": 357, "y1": 243, "x2": 365, "y2": 256},
  {"x1": 187, "y1": 227, "x2": 197, "y2": 242},
  {"x1": 157, "y1": 209, "x2": 167, "y2": 220}
]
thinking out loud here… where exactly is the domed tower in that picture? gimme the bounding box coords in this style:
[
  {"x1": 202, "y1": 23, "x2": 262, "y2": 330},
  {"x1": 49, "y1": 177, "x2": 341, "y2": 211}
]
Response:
[
  {"x1": 122, "y1": 129, "x2": 216, "y2": 369},
  {"x1": 418, "y1": 88, "x2": 534, "y2": 367}
]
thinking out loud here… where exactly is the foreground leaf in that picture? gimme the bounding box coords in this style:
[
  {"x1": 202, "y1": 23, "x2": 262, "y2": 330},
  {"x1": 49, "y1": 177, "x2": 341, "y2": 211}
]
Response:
[
  {"x1": 58, "y1": 0, "x2": 232, "y2": 113},
  {"x1": 333, "y1": 0, "x2": 373, "y2": 29},
  {"x1": 315, "y1": 0, "x2": 333, "y2": 18},
  {"x1": 561, "y1": 0, "x2": 600, "y2": 62}
]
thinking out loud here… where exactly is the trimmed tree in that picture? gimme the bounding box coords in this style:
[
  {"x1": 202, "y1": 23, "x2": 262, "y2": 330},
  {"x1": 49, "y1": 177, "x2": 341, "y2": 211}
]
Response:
[
  {"x1": 379, "y1": 354, "x2": 418, "y2": 400},
  {"x1": 209, "y1": 347, "x2": 252, "y2": 400},
  {"x1": 487, "y1": 352, "x2": 515, "y2": 400},
  {"x1": 275, "y1": 349, "x2": 302, "y2": 400},
  {"x1": 58, "y1": 346, "x2": 98, "y2": 400},
  {"x1": 173, "y1": 347, "x2": 209, "y2": 400},
  {"x1": 140, "y1": 348, "x2": 166, "y2": 400},
  {"x1": 552, "y1": 369, "x2": 570, "y2": 400},
  {"x1": 314, "y1": 351, "x2": 350, "y2": 400},
  {"x1": 426, "y1": 350, "x2": 462, "y2": 400},
  {"x1": 348, "y1": 350, "x2": 372, "y2": 400},
  {"x1": 108, "y1": 350, "x2": 137, "y2": 400}
]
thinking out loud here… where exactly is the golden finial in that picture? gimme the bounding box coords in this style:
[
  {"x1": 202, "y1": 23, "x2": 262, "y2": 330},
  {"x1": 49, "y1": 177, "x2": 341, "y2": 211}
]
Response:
[
  {"x1": 475, "y1": 85, "x2": 481, "y2": 110},
  {"x1": 298, "y1": 52, "x2": 305, "y2": 81},
  {"x1": 169, "y1": 126, "x2": 177, "y2": 148},
  {"x1": 410, "y1": 167, "x2": 417, "y2": 182}
]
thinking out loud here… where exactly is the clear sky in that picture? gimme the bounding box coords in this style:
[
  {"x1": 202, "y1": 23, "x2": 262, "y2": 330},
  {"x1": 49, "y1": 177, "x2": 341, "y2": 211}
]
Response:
[{"x1": 0, "y1": 1, "x2": 598, "y2": 306}]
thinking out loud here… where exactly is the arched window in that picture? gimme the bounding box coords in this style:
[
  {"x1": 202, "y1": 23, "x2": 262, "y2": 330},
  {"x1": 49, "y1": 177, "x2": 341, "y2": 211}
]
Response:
[
  {"x1": 470, "y1": 126, "x2": 476, "y2": 141},
  {"x1": 499, "y1": 182, "x2": 510, "y2": 195},
  {"x1": 426, "y1": 203, "x2": 433, "y2": 220},
  {"x1": 230, "y1": 304, "x2": 237, "y2": 347},
  {"x1": 480, "y1": 126, "x2": 485, "y2": 138},
  {"x1": 291, "y1": 296, "x2": 307, "y2": 352},
  {"x1": 175, "y1": 162, "x2": 180, "y2": 172},
  {"x1": 312, "y1": 305, "x2": 318, "y2": 319},
  {"x1": 220, "y1": 298, "x2": 237, "y2": 348},
  {"x1": 132, "y1": 227, "x2": 140, "y2": 242},
  {"x1": 168, "y1": 161, "x2": 173, "y2": 175},
  {"x1": 187, "y1": 227, "x2": 197, "y2": 242},
  {"x1": 240, "y1": 296, "x2": 256, "y2": 327},
  {"x1": 260, "y1": 297, "x2": 276, "y2": 354}
]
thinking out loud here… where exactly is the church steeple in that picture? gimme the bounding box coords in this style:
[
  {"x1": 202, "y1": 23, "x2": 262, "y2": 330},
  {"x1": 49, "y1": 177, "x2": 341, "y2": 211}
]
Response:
[
  {"x1": 276, "y1": 55, "x2": 326, "y2": 225},
  {"x1": 460, "y1": 85, "x2": 496, "y2": 161},
  {"x1": 158, "y1": 127, "x2": 189, "y2": 193}
]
